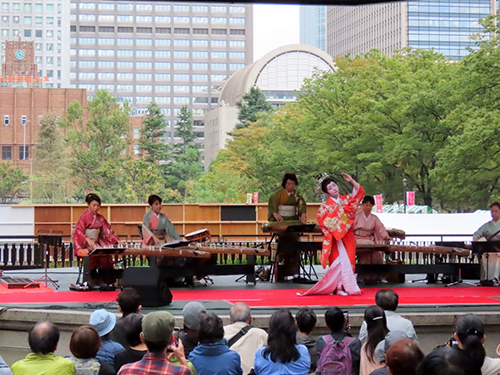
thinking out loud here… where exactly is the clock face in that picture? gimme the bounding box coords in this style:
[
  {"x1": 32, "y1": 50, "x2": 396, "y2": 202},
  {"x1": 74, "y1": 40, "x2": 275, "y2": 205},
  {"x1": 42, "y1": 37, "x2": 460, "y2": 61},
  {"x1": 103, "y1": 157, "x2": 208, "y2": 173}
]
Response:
[{"x1": 15, "y1": 49, "x2": 25, "y2": 60}]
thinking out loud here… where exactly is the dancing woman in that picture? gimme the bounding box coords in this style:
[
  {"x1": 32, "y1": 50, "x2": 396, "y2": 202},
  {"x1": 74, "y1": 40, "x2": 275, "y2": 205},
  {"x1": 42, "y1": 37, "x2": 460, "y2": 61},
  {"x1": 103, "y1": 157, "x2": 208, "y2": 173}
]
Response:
[{"x1": 301, "y1": 173, "x2": 364, "y2": 296}]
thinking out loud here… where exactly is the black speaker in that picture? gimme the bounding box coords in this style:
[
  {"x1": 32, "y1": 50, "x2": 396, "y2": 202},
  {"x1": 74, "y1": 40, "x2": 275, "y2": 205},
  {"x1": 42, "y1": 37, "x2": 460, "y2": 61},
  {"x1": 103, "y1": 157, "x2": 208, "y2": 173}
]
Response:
[{"x1": 121, "y1": 267, "x2": 173, "y2": 307}]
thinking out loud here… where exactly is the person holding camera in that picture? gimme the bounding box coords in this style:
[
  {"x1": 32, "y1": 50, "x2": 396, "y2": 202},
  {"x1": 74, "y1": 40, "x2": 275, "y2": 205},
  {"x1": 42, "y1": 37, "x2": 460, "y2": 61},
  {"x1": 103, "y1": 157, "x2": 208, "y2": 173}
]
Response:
[
  {"x1": 452, "y1": 314, "x2": 500, "y2": 375},
  {"x1": 315, "y1": 307, "x2": 360, "y2": 375}
]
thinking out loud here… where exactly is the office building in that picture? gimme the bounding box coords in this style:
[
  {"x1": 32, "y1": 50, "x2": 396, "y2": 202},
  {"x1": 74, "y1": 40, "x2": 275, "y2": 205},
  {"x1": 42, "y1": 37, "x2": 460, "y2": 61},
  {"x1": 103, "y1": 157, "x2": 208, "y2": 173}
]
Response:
[
  {"x1": 70, "y1": 1, "x2": 254, "y2": 155},
  {"x1": 0, "y1": 0, "x2": 71, "y2": 88},
  {"x1": 326, "y1": 0, "x2": 493, "y2": 61},
  {"x1": 300, "y1": 5, "x2": 326, "y2": 52}
]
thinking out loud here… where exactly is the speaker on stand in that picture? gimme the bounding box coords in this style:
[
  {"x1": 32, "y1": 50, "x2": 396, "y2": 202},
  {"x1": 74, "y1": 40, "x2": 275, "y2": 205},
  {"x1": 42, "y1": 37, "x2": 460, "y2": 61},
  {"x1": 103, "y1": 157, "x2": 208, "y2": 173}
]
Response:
[{"x1": 121, "y1": 266, "x2": 173, "y2": 307}]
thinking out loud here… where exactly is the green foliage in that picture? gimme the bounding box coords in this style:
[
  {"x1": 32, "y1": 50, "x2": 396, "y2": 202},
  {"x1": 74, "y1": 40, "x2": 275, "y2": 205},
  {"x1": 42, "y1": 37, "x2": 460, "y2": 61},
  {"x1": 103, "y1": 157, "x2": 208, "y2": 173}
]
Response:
[
  {"x1": 0, "y1": 162, "x2": 26, "y2": 203},
  {"x1": 235, "y1": 87, "x2": 273, "y2": 129},
  {"x1": 139, "y1": 102, "x2": 171, "y2": 164},
  {"x1": 32, "y1": 113, "x2": 72, "y2": 203},
  {"x1": 164, "y1": 106, "x2": 203, "y2": 200},
  {"x1": 64, "y1": 90, "x2": 132, "y2": 200}
]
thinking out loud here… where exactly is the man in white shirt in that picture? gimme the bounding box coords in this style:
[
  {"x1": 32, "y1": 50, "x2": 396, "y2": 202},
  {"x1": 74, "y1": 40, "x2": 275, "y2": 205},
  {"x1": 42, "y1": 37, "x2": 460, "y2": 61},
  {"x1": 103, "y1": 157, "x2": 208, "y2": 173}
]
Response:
[
  {"x1": 224, "y1": 303, "x2": 268, "y2": 375},
  {"x1": 358, "y1": 289, "x2": 418, "y2": 343}
]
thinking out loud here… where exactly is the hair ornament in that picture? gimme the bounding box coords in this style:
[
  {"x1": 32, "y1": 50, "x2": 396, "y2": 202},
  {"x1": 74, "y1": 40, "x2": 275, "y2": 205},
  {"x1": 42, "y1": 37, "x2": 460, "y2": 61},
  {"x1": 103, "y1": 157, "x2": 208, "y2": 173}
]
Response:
[
  {"x1": 372, "y1": 316, "x2": 384, "y2": 321},
  {"x1": 466, "y1": 327, "x2": 483, "y2": 337}
]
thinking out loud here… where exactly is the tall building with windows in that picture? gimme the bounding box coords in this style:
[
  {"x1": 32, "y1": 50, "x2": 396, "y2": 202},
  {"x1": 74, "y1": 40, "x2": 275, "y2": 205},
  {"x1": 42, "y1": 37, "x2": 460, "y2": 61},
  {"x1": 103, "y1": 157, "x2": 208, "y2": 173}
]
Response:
[
  {"x1": 70, "y1": 1, "x2": 253, "y2": 154},
  {"x1": 300, "y1": 5, "x2": 326, "y2": 52},
  {"x1": 0, "y1": 0, "x2": 71, "y2": 88},
  {"x1": 326, "y1": 0, "x2": 494, "y2": 61}
]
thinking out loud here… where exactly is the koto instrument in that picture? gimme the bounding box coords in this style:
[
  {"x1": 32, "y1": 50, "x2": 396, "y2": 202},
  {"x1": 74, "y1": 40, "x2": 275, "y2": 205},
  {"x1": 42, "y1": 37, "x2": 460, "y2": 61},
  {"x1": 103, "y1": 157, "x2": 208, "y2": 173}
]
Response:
[
  {"x1": 124, "y1": 247, "x2": 211, "y2": 258},
  {"x1": 356, "y1": 243, "x2": 471, "y2": 257},
  {"x1": 184, "y1": 243, "x2": 270, "y2": 257}
]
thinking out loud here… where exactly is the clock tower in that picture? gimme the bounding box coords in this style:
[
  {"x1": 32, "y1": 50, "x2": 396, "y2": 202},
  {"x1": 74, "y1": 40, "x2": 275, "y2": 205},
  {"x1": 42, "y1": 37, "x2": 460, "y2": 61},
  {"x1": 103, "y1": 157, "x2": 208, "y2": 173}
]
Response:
[{"x1": 2, "y1": 41, "x2": 37, "y2": 85}]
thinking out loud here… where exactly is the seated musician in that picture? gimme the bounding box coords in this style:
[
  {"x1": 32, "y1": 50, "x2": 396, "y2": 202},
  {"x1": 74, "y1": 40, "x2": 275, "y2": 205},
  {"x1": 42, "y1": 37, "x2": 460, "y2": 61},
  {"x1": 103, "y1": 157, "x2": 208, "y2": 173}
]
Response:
[
  {"x1": 73, "y1": 193, "x2": 121, "y2": 290},
  {"x1": 354, "y1": 195, "x2": 392, "y2": 284},
  {"x1": 473, "y1": 202, "x2": 500, "y2": 242},
  {"x1": 142, "y1": 194, "x2": 180, "y2": 246},
  {"x1": 268, "y1": 173, "x2": 308, "y2": 282}
]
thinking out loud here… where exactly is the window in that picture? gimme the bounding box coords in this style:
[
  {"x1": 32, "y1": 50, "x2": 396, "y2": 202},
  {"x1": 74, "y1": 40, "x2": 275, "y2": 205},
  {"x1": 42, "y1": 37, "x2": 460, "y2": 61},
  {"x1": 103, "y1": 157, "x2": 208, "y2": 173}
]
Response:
[
  {"x1": 80, "y1": 61, "x2": 95, "y2": 68},
  {"x1": 4, "y1": 115, "x2": 9, "y2": 125},
  {"x1": 174, "y1": 85, "x2": 189, "y2": 92},
  {"x1": 19, "y1": 146, "x2": 29, "y2": 160},
  {"x1": 230, "y1": 40, "x2": 245, "y2": 47},
  {"x1": 80, "y1": 37, "x2": 96, "y2": 44},
  {"x1": 155, "y1": 85, "x2": 171, "y2": 92},
  {"x1": 173, "y1": 51, "x2": 189, "y2": 58},
  {"x1": 136, "y1": 50, "x2": 152, "y2": 57},
  {"x1": 117, "y1": 61, "x2": 132, "y2": 68},
  {"x1": 211, "y1": 17, "x2": 227, "y2": 24},
  {"x1": 174, "y1": 39, "x2": 189, "y2": 46},
  {"x1": 99, "y1": 38, "x2": 114, "y2": 45},
  {"x1": 211, "y1": 5, "x2": 227, "y2": 12},
  {"x1": 137, "y1": 38, "x2": 152, "y2": 46},
  {"x1": 117, "y1": 84, "x2": 133, "y2": 91},
  {"x1": 98, "y1": 84, "x2": 114, "y2": 90},
  {"x1": 174, "y1": 62, "x2": 189, "y2": 69},
  {"x1": 156, "y1": 4, "x2": 170, "y2": 11},
  {"x1": 21, "y1": 115, "x2": 27, "y2": 126},
  {"x1": 155, "y1": 28, "x2": 171, "y2": 34},
  {"x1": 174, "y1": 97, "x2": 190, "y2": 104},
  {"x1": 193, "y1": 51, "x2": 208, "y2": 58},
  {"x1": 98, "y1": 26, "x2": 113, "y2": 32},
  {"x1": 133, "y1": 145, "x2": 140, "y2": 154},
  {"x1": 2, "y1": 146, "x2": 11, "y2": 160},
  {"x1": 136, "y1": 3, "x2": 152, "y2": 11},
  {"x1": 137, "y1": 16, "x2": 152, "y2": 23},
  {"x1": 155, "y1": 16, "x2": 171, "y2": 23},
  {"x1": 117, "y1": 50, "x2": 133, "y2": 56},
  {"x1": 174, "y1": 28, "x2": 189, "y2": 34},
  {"x1": 174, "y1": 74, "x2": 189, "y2": 81},
  {"x1": 24, "y1": 3, "x2": 31, "y2": 12},
  {"x1": 193, "y1": 5, "x2": 208, "y2": 12},
  {"x1": 211, "y1": 74, "x2": 227, "y2": 81},
  {"x1": 230, "y1": 18, "x2": 245, "y2": 24},
  {"x1": 137, "y1": 62, "x2": 152, "y2": 69},
  {"x1": 230, "y1": 51, "x2": 245, "y2": 59},
  {"x1": 156, "y1": 97, "x2": 170, "y2": 103},
  {"x1": 133, "y1": 128, "x2": 140, "y2": 139},
  {"x1": 117, "y1": 73, "x2": 133, "y2": 80},
  {"x1": 192, "y1": 40, "x2": 208, "y2": 47},
  {"x1": 117, "y1": 15, "x2": 133, "y2": 22},
  {"x1": 193, "y1": 17, "x2": 208, "y2": 23},
  {"x1": 136, "y1": 73, "x2": 152, "y2": 80},
  {"x1": 35, "y1": 29, "x2": 42, "y2": 38},
  {"x1": 230, "y1": 29, "x2": 245, "y2": 36},
  {"x1": 174, "y1": 5, "x2": 189, "y2": 11},
  {"x1": 98, "y1": 3, "x2": 114, "y2": 10},
  {"x1": 98, "y1": 50, "x2": 114, "y2": 56},
  {"x1": 230, "y1": 63, "x2": 245, "y2": 70},
  {"x1": 155, "y1": 39, "x2": 171, "y2": 46},
  {"x1": 174, "y1": 17, "x2": 189, "y2": 23},
  {"x1": 193, "y1": 86, "x2": 208, "y2": 92},
  {"x1": 98, "y1": 15, "x2": 114, "y2": 22},
  {"x1": 117, "y1": 38, "x2": 133, "y2": 45},
  {"x1": 193, "y1": 74, "x2": 208, "y2": 81},
  {"x1": 211, "y1": 63, "x2": 227, "y2": 70},
  {"x1": 98, "y1": 73, "x2": 114, "y2": 80},
  {"x1": 230, "y1": 6, "x2": 245, "y2": 13},
  {"x1": 211, "y1": 51, "x2": 227, "y2": 59},
  {"x1": 193, "y1": 63, "x2": 208, "y2": 70},
  {"x1": 24, "y1": 29, "x2": 31, "y2": 37},
  {"x1": 193, "y1": 28, "x2": 208, "y2": 35},
  {"x1": 98, "y1": 61, "x2": 114, "y2": 68},
  {"x1": 136, "y1": 85, "x2": 152, "y2": 92},
  {"x1": 155, "y1": 62, "x2": 170, "y2": 69},
  {"x1": 155, "y1": 74, "x2": 171, "y2": 80},
  {"x1": 117, "y1": 27, "x2": 133, "y2": 33},
  {"x1": 211, "y1": 40, "x2": 227, "y2": 47}
]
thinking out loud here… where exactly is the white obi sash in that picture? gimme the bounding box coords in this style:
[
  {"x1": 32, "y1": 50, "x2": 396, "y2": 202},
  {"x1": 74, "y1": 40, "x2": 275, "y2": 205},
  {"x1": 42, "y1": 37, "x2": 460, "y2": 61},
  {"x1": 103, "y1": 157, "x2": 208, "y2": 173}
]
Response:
[
  {"x1": 85, "y1": 229, "x2": 99, "y2": 241},
  {"x1": 278, "y1": 205, "x2": 296, "y2": 217}
]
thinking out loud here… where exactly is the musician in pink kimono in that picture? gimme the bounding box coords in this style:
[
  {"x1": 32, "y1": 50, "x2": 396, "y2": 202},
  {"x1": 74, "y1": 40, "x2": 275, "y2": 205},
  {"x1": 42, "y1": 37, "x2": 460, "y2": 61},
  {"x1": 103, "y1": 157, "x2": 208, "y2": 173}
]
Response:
[
  {"x1": 73, "y1": 193, "x2": 121, "y2": 288},
  {"x1": 354, "y1": 195, "x2": 391, "y2": 283},
  {"x1": 302, "y1": 173, "x2": 364, "y2": 296}
]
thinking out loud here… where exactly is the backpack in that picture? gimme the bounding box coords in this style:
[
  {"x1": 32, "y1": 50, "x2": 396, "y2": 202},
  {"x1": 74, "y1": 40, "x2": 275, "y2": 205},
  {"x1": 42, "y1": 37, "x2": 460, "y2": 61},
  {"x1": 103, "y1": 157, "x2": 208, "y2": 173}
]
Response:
[{"x1": 317, "y1": 334, "x2": 354, "y2": 375}]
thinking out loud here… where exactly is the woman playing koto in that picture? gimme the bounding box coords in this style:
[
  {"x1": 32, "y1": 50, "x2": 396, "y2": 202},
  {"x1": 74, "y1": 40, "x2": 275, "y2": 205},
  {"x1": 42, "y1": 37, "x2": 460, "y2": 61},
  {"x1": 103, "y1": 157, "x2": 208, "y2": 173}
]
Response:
[
  {"x1": 142, "y1": 194, "x2": 180, "y2": 246},
  {"x1": 301, "y1": 173, "x2": 364, "y2": 296}
]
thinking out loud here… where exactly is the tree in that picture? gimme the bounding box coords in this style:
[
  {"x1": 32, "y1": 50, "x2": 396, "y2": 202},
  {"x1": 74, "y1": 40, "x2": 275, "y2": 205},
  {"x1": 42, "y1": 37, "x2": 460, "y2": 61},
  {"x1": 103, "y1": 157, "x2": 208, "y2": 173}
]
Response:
[
  {"x1": 164, "y1": 106, "x2": 203, "y2": 200},
  {"x1": 235, "y1": 87, "x2": 273, "y2": 129},
  {"x1": 432, "y1": 14, "x2": 500, "y2": 210},
  {"x1": 32, "y1": 113, "x2": 72, "y2": 203},
  {"x1": 0, "y1": 162, "x2": 25, "y2": 203},
  {"x1": 63, "y1": 90, "x2": 132, "y2": 199},
  {"x1": 139, "y1": 102, "x2": 171, "y2": 164}
]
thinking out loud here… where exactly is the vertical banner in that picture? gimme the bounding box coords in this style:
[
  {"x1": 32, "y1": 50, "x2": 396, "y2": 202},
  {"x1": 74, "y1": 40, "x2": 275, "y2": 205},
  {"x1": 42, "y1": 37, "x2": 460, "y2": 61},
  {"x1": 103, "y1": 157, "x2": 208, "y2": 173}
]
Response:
[
  {"x1": 253, "y1": 192, "x2": 259, "y2": 204},
  {"x1": 246, "y1": 193, "x2": 252, "y2": 204},
  {"x1": 407, "y1": 191, "x2": 415, "y2": 206},
  {"x1": 374, "y1": 194, "x2": 383, "y2": 213}
]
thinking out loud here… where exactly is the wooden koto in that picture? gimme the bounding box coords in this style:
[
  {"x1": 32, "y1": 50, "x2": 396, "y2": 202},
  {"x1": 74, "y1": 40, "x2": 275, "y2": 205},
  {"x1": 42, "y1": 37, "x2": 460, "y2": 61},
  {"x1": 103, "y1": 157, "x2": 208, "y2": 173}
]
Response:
[
  {"x1": 123, "y1": 248, "x2": 211, "y2": 258},
  {"x1": 356, "y1": 243, "x2": 470, "y2": 257},
  {"x1": 181, "y1": 244, "x2": 270, "y2": 257}
]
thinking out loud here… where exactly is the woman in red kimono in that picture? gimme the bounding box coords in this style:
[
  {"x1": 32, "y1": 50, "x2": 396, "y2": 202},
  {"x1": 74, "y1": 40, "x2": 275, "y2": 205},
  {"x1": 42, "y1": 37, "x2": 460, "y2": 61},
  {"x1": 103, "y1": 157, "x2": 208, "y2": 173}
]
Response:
[
  {"x1": 302, "y1": 173, "x2": 364, "y2": 296},
  {"x1": 73, "y1": 193, "x2": 121, "y2": 289}
]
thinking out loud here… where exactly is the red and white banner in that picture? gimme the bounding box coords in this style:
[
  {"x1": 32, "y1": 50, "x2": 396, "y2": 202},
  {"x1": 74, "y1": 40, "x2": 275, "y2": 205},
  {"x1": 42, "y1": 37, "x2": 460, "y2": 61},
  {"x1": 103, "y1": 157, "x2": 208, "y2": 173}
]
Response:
[
  {"x1": 253, "y1": 192, "x2": 259, "y2": 204},
  {"x1": 374, "y1": 194, "x2": 383, "y2": 213},
  {"x1": 407, "y1": 191, "x2": 415, "y2": 206}
]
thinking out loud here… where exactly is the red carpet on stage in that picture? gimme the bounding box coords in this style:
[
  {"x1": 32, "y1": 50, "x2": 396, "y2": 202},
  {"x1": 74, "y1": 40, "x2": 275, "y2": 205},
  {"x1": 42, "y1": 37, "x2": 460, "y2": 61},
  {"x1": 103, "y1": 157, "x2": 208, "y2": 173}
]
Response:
[{"x1": 1, "y1": 286, "x2": 500, "y2": 307}]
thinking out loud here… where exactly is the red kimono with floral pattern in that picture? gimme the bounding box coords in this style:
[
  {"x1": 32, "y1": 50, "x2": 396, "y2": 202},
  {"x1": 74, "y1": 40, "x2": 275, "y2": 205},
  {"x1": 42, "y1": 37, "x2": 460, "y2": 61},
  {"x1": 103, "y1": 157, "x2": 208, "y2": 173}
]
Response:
[{"x1": 317, "y1": 186, "x2": 365, "y2": 270}]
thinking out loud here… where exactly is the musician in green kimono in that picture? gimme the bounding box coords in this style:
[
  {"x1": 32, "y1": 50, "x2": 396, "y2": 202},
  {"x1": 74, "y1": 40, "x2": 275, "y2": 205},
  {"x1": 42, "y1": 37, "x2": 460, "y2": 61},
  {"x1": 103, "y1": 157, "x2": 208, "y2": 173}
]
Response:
[
  {"x1": 268, "y1": 173, "x2": 308, "y2": 282},
  {"x1": 142, "y1": 194, "x2": 180, "y2": 246},
  {"x1": 473, "y1": 202, "x2": 500, "y2": 241}
]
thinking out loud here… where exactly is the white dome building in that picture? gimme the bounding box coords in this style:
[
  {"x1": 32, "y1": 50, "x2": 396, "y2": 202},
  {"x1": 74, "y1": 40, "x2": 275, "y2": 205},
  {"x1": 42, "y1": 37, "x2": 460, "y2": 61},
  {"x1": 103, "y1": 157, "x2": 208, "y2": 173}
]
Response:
[{"x1": 204, "y1": 43, "x2": 335, "y2": 169}]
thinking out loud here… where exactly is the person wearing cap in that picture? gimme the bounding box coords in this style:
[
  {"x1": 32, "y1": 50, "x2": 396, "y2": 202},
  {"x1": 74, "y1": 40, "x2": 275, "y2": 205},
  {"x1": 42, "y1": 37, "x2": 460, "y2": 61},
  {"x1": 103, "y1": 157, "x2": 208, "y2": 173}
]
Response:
[
  {"x1": 11, "y1": 321, "x2": 76, "y2": 375},
  {"x1": 189, "y1": 312, "x2": 242, "y2": 375},
  {"x1": 89, "y1": 309, "x2": 124, "y2": 366},
  {"x1": 118, "y1": 311, "x2": 191, "y2": 375},
  {"x1": 179, "y1": 301, "x2": 207, "y2": 357},
  {"x1": 359, "y1": 289, "x2": 417, "y2": 344}
]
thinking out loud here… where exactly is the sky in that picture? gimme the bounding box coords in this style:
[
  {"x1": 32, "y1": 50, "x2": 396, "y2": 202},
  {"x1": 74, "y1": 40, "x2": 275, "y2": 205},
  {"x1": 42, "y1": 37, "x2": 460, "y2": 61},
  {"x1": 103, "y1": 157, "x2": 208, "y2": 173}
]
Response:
[{"x1": 253, "y1": 4, "x2": 300, "y2": 61}]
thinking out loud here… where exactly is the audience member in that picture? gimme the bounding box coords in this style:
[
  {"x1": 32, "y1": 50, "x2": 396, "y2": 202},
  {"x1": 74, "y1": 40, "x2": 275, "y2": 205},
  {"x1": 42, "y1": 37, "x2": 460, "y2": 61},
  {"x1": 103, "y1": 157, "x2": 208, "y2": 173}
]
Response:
[
  {"x1": 11, "y1": 321, "x2": 76, "y2": 375},
  {"x1": 360, "y1": 306, "x2": 387, "y2": 375},
  {"x1": 69, "y1": 325, "x2": 115, "y2": 375},
  {"x1": 373, "y1": 330, "x2": 408, "y2": 367},
  {"x1": 189, "y1": 312, "x2": 242, "y2": 375},
  {"x1": 0, "y1": 354, "x2": 11, "y2": 375},
  {"x1": 113, "y1": 313, "x2": 147, "y2": 372},
  {"x1": 224, "y1": 302, "x2": 268, "y2": 375},
  {"x1": 295, "y1": 307, "x2": 317, "y2": 373},
  {"x1": 180, "y1": 301, "x2": 207, "y2": 357},
  {"x1": 89, "y1": 309, "x2": 124, "y2": 366},
  {"x1": 454, "y1": 314, "x2": 500, "y2": 375},
  {"x1": 417, "y1": 346, "x2": 481, "y2": 375},
  {"x1": 316, "y1": 307, "x2": 360, "y2": 375},
  {"x1": 359, "y1": 289, "x2": 417, "y2": 343},
  {"x1": 254, "y1": 309, "x2": 310, "y2": 375},
  {"x1": 385, "y1": 338, "x2": 423, "y2": 375},
  {"x1": 118, "y1": 311, "x2": 191, "y2": 375},
  {"x1": 113, "y1": 287, "x2": 142, "y2": 349}
]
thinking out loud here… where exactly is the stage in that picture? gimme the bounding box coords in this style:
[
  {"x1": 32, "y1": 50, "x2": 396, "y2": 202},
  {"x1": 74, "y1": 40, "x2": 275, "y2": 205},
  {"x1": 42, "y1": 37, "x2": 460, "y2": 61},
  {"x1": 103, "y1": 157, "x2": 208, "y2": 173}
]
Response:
[{"x1": 2, "y1": 266, "x2": 500, "y2": 365}]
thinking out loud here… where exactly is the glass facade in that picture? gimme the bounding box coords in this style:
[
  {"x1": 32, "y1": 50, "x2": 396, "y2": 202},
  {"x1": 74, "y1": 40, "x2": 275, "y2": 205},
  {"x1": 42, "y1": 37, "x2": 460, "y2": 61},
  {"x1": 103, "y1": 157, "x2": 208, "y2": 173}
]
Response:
[
  {"x1": 407, "y1": 0, "x2": 491, "y2": 61},
  {"x1": 300, "y1": 5, "x2": 326, "y2": 52}
]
